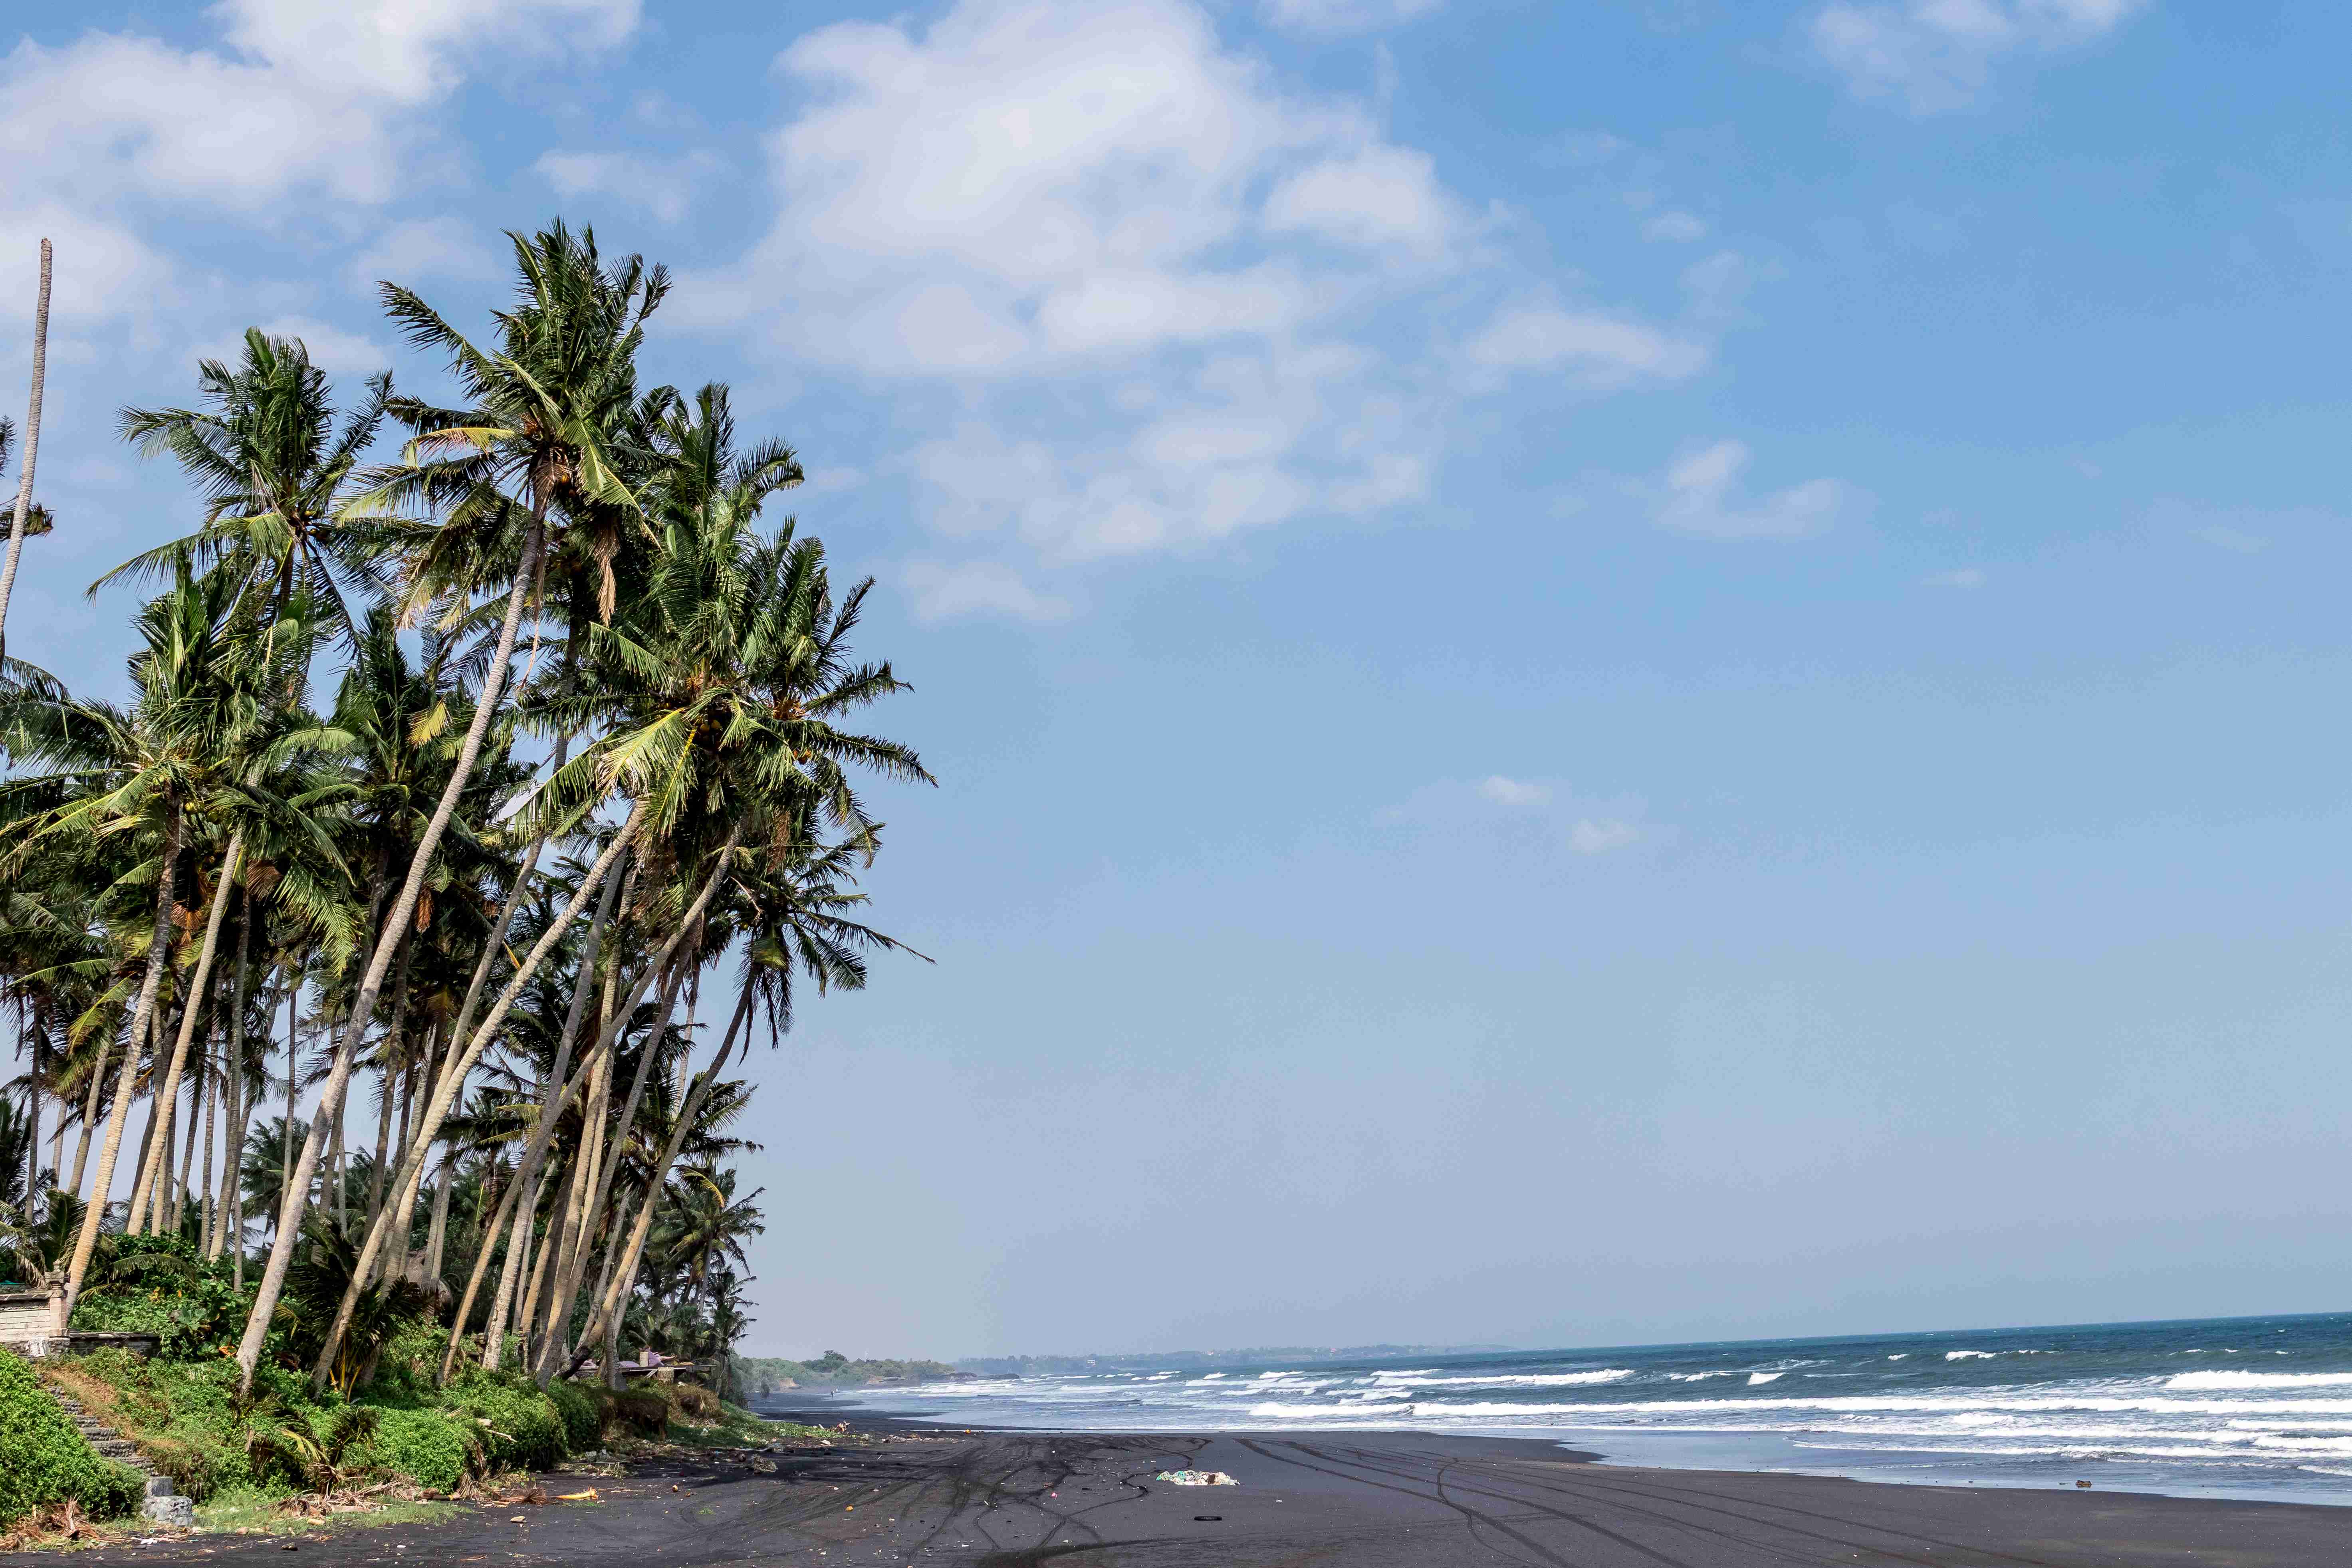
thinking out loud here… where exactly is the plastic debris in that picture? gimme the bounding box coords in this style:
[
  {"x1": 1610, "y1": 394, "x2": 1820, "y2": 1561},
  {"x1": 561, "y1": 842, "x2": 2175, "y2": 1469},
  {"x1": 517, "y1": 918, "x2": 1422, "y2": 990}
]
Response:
[{"x1": 1155, "y1": 1470, "x2": 1237, "y2": 1487}]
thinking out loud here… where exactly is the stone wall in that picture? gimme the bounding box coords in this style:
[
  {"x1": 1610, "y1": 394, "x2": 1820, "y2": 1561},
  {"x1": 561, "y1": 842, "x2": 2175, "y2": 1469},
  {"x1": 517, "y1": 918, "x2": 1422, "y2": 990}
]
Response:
[{"x1": 0, "y1": 1287, "x2": 66, "y2": 1353}]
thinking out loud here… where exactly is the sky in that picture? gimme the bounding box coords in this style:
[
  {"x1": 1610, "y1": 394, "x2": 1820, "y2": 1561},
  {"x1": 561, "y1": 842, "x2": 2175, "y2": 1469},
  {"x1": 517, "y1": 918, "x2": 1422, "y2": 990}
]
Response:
[{"x1": 4, "y1": 0, "x2": 2351, "y2": 1360}]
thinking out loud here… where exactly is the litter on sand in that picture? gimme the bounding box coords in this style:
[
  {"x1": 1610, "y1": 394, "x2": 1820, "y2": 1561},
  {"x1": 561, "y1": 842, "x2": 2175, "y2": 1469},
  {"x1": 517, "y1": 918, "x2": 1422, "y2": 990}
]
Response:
[{"x1": 1155, "y1": 1470, "x2": 1238, "y2": 1487}]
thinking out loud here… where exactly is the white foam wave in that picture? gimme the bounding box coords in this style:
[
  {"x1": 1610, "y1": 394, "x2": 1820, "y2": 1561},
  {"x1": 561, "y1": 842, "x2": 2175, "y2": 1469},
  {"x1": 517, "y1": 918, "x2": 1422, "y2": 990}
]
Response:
[
  {"x1": 1945, "y1": 1351, "x2": 1997, "y2": 1360},
  {"x1": 1372, "y1": 1370, "x2": 1635, "y2": 1390},
  {"x1": 2168, "y1": 1370, "x2": 2352, "y2": 1391}
]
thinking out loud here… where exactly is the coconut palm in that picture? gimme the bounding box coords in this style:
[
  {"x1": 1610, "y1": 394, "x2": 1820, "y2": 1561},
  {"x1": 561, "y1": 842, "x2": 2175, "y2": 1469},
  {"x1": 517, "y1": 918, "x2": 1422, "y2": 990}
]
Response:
[
  {"x1": 239, "y1": 222, "x2": 670, "y2": 1390},
  {"x1": 102, "y1": 329, "x2": 403, "y2": 635},
  {"x1": 0, "y1": 236, "x2": 52, "y2": 672}
]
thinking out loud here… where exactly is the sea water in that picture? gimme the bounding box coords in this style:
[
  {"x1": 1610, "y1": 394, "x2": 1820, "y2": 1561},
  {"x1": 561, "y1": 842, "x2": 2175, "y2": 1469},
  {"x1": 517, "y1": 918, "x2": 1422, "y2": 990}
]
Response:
[{"x1": 819, "y1": 1312, "x2": 2352, "y2": 1506}]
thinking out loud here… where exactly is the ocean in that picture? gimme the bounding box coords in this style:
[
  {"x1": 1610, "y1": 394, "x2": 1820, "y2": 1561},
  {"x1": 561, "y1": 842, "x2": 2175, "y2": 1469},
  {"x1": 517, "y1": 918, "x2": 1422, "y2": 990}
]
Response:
[{"x1": 819, "y1": 1311, "x2": 2352, "y2": 1506}]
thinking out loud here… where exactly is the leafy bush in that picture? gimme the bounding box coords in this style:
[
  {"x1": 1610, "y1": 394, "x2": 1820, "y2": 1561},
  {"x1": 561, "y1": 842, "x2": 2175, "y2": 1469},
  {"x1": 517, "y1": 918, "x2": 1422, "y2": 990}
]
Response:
[
  {"x1": 609, "y1": 1388, "x2": 668, "y2": 1437},
  {"x1": 71, "y1": 1234, "x2": 252, "y2": 1359},
  {"x1": 444, "y1": 1371, "x2": 568, "y2": 1471},
  {"x1": 368, "y1": 1408, "x2": 470, "y2": 1492},
  {"x1": 546, "y1": 1378, "x2": 600, "y2": 1451},
  {"x1": 0, "y1": 1350, "x2": 143, "y2": 1528},
  {"x1": 670, "y1": 1382, "x2": 720, "y2": 1419}
]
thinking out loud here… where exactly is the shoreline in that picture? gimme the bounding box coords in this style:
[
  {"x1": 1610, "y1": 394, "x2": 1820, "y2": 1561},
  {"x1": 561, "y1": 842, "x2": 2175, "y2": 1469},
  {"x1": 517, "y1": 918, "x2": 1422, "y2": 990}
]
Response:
[{"x1": 25, "y1": 1412, "x2": 2352, "y2": 1566}]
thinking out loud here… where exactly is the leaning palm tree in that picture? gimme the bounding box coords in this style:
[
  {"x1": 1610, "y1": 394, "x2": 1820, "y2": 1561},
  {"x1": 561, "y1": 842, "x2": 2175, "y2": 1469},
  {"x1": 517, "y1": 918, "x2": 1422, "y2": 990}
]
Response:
[
  {"x1": 1, "y1": 559, "x2": 259, "y2": 1313},
  {"x1": 238, "y1": 221, "x2": 671, "y2": 1390},
  {"x1": 101, "y1": 328, "x2": 401, "y2": 636},
  {"x1": 0, "y1": 236, "x2": 52, "y2": 671}
]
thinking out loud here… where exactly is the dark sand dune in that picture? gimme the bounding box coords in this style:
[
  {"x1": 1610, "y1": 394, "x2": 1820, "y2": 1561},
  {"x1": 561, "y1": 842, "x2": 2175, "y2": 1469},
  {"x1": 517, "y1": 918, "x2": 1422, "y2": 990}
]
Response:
[{"x1": 21, "y1": 1427, "x2": 2350, "y2": 1566}]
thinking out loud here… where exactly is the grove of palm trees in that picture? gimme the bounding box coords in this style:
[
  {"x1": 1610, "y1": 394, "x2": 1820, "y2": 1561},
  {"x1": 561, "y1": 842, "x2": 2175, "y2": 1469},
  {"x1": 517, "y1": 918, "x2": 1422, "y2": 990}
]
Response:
[{"x1": 0, "y1": 222, "x2": 929, "y2": 1521}]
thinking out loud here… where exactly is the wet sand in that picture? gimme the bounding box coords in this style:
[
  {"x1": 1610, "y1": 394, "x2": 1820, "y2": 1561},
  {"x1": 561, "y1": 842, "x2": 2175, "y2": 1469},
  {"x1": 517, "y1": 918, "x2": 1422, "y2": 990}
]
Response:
[{"x1": 20, "y1": 1418, "x2": 2352, "y2": 1566}]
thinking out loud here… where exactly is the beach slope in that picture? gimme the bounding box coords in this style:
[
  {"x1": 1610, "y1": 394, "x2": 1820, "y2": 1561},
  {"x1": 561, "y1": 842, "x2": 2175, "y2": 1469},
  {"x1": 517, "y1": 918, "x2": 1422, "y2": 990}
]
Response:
[{"x1": 18, "y1": 1427, "x2": 2347, "y2": 1566}]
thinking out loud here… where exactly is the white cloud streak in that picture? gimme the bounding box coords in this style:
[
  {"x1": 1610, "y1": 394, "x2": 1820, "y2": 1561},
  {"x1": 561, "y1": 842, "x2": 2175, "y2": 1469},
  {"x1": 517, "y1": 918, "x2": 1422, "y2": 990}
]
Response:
[
  {"x1": 1809, "y1": 0, "x2": 2148, "y2": 112},
  {"x1": 680, "y1": 0, "x2": 1711, "y2": 609},
  {"x1": 1649, "y1": 440, "x2": 1862, "y2": 541}
]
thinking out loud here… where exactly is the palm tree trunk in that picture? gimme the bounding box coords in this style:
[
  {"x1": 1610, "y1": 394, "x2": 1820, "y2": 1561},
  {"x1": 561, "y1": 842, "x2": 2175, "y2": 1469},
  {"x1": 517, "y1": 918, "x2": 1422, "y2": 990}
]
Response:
[
  {"x1": 480, "y1": 1169, "x2": 539, "y2": 1373},
  {"x1": 589, "y1": 984, "x2": 755, "y2": 1384},
  {"x1": 532, "y1": 836, "x2": 739, "y2": 1386},
  {"x1": 213, "y1": 914, "x2": 253, "y2": 1260},
  {"x1": 173, "y1": 1062, "x2": 201, "y2": 1233},
  {"x1": 0, "y1": 236, "x2": 52, "y2": 671},
  {"x1": 440, "y1": 1156, "x2": 524, "y2": 1385},
  {"x1": 236, "y1": 520, "x2": 546, "y2": 1390},
  {"x1": 363, "y1": 936, "x2": 414, "y2": 1228},
  {"x1": 371, "y1": 761, "x2": 566, "y2": 1295},
  {"x1": 64, "y1": 809, "x2": 180, "y2": 1316},
  {"x1": 419, "y1": 1148, "x2": 453, "y2": 1289},
  {"x1": 198, "y1": 1029, "x2": 217, "y2": 1249},
  {"x1": 69, "y1": 1027, "x2": 108, "y2": 1199},
  {"x1": 311, "y1": 808, "x2": 642, "y2": 1388},
  {"x1": 518, "y1": 1158, "x2": 574, "y2": 1363},
  {"x1": 25, "y1": 1017, "x2": 41, "y2": 1201},
  {"x1": 130, "y1": 831, "x2": 244, "y2": 1229}
]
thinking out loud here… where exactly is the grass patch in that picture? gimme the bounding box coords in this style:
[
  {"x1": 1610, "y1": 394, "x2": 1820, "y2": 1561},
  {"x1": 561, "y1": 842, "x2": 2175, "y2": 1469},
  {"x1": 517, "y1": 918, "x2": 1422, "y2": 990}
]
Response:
[{"x1": 0, "y1": 1350, "x2": 145, "y2": 1531}]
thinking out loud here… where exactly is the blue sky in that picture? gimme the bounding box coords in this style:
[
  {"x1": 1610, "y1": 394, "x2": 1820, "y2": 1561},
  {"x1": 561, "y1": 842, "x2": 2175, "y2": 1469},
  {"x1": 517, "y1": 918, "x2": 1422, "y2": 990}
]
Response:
[{"x1": 6, "y1": 0, "x2": 2352, "y2": 1358}]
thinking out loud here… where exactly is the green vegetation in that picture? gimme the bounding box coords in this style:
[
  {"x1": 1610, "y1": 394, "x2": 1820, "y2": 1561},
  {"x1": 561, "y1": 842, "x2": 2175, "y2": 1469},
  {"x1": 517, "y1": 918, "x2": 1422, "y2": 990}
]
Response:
[
  {"x1": 0, "y1": 1346, "x2": 143, "y2": 1529},
  {"x1": 736, "y1": 1351, "x2": 956, "y2": 1393},
  {"x1": 0, "y1": 218, "x2": 932, "y2": 1471}
]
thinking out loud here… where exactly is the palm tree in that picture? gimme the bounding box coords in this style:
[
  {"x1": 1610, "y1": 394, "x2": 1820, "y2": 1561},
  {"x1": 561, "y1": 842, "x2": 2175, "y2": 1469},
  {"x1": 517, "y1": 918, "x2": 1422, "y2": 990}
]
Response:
[
  {"x1": 3, "y1": 559, "x2": 272, "y2": 1314},
  {"x1": 239, "y1": 222, "x2": 669, "y2": 1390},
  {"x1": 103, "y1": 329, "x2": 401, "y2": 636},
  {"x1": 0, "y1": 236, "x2": 52, "y2": 671}
]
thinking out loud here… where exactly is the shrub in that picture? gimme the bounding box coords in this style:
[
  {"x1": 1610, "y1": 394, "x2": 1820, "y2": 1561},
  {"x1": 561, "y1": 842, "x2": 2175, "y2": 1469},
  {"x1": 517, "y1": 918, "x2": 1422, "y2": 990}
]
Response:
[
  {"x1": 0, "y1": 1351, "x2": 144, "y2": 1528},
  {"x1": 609, "y1": 1388, "x2": 668, "y2": 1438},
  {"x1": 546, "y1": 1379, "x2": 600, "y2": 1451},
  {"x1": 670, "y1": 1382, "x2": 720, "y2": 1420},
  {"x1": 72, "y1": 1234, "x2": 250, "y2": 1359},
  {"x1": 367, "y1": 1408, "x2": 470, "y2": 1493},
  {"x1": 444, "y1": 1371, "x2": 568, "y2": 1471}
]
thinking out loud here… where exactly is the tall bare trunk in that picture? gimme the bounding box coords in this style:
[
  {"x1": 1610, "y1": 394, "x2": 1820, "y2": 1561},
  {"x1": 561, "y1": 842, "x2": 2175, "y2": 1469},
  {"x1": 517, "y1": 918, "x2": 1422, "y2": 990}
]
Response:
[
  {"x1": 589, "y1": 984, "x2": 755, "y2": 1382},
  {"x1": 280, "y1": 985, "x2": 303, "y2": 1221},
  {"x1": 0, "y1": 236, "x2": 52, "y2": 671},
  {"x1": 533, "y1": 834, "x2": 738, "y2": 1386},
  {"x1": 64, "y1": 810, "x2": 179, "y2": 1315},
  {"x1": 235, "y1": 522, "x2": 546, "y2": 1391},
  {"x1": 68, "y1": 1025, "x2": 107, "y2": 1198},
  {"x1": 213, "y1": 913, "x2": 252, "y2": 1260},
  {"x1": 131, "y1": 832, "x2": 244, "y2": 1229},
  {"x1": 441, "y1": 1157, "x2": 524, "y2": 1385},
  {"x1": 420, "y1": 1148, "x2": 453, "y2": 1288},
  {"x1": 313, "y1": 809, "x2": 641, "y2": 1389},
  {"x1": 173, "y1": 1059, "x2": 201, "y2": 1233},
  {"x1": 480, "y1": 1168, "x2": 539, "y2": 1373},
  {"x1": 373, "y1": 762, "x2": 565, "y2": 1295},
  {"x1": 198, "y1": 1025, "x2": 217, "y2": 1250}
]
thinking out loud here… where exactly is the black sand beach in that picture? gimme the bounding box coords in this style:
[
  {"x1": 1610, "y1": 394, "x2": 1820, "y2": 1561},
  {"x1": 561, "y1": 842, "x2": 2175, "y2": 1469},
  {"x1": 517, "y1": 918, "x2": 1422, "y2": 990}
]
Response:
[{"x1": 20, "y1": 1413, "x2": 2351, "y2": 1567}]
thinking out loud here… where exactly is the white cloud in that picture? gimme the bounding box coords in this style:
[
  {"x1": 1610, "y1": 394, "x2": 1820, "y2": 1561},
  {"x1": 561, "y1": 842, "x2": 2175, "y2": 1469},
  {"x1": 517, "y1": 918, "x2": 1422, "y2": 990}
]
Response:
[
  {"x1": 1263, "y1": 145, "x2": 1462, "y2": 260},
  {"x1": 686, "y1": 0, "x2": 1696, "y2": 575},
  {"x1": 0, "y1": 0, "x2": 643, "y2": 212},
  {"x1": 2193, "y1": 527, "x2": 2268, "y2": 555},
  {"x1": 1810, "y1": 0, "x2": 2148, "y2": 112},
  {"x1": 349, "y1": 217, "x2": 506, "y2": 292},
  {"x1": 1649, "y1": 440, "x2": 1861, "y2": 541},
  {"x1": 1922, "y1": 567, "x2": 1986, "y2": 588},
  {"x1": 533, "y1": 149, "x2": 722, "y2": 225},
  {"x1": 1477, "y1": 776, "x2": 1552, "y2": 807},
  {"x1": 1644, "y1": 210, "x2": 1708, "y2": 243},
  {"x1": 1464, "y1": 301, "x2": 1705, "y2": 388},
  {"x1": 1570, "y1": 818, "x2": 1642, "y2": 855},
  {"x1": 1259, "y1": 0, "x2": 1444, "y2": 39},
  {"x1": 902, "y1": 560, "x2": 1074, "y2": 623}
]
